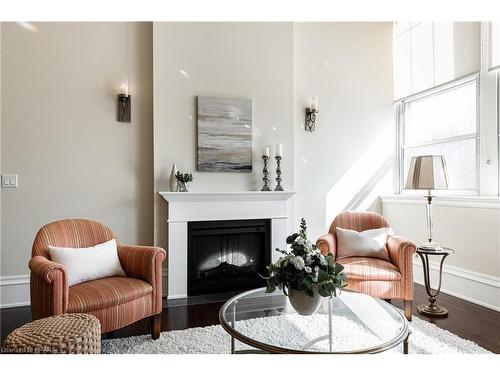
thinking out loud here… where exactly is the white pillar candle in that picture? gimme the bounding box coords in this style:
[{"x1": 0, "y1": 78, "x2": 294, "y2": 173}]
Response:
[
  {"x1": 311, "y1": 96, "x2": 318, "y2": 110},
  {"x1": 262, "y1": 146, "x2": 270, "y2": 158},
  {"x1": 275, "y1": 143, "x2": 283, "y2": 158},
  {"x1": 307, "y1": 96, "x2": 313, "y2": 109},
  {"x1": 119, "y1": 80, "x2": 129, "y2": 96}
]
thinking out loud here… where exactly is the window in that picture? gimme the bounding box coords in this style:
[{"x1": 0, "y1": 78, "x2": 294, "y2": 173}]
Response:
[{"x1": 399, "y1": 77, "x2": 479, "y2": 192}]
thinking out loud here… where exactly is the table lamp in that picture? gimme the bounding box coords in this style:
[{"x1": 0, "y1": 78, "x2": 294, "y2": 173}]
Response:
[{"x1": 405, "y1": 155, "x2": 449, "y2": 250}]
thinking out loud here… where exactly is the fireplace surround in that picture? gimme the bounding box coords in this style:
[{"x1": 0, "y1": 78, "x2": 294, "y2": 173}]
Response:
[{"x1": 159, "y1": 191, "x2": 296, "y2": 299}]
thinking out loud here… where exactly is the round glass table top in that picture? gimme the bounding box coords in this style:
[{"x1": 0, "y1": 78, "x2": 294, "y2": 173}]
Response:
[
  {"x1": 416, "y1": 246, "x2": 454, "y2": 255},
  {"x1": 219, "y1": 287, "x2": 409, "y2": 354}
]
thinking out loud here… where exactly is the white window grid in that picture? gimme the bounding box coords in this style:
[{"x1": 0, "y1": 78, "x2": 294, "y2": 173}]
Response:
[{"x1": 396, "y1": 75, "x2": 480, "y2": 195}]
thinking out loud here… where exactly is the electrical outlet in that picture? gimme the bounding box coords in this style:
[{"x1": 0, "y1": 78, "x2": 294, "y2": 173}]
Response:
[{"x1": 1, "y1": 174, "x2": 18, "y2": 188}]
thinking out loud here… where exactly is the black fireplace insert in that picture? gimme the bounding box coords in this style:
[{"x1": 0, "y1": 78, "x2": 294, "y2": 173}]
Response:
[{"x1": 187, "y1": 219, "x2": 271, "y2": 296}]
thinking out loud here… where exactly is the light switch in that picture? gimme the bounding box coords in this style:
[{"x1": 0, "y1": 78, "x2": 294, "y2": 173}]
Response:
[{"x1": 1, "y1": 174, "x2": 18, "y2": 188}]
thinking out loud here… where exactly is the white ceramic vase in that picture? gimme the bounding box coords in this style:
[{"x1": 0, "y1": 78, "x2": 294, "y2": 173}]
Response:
[
  {"x1": 169, "y1": 164, "x2": 178, "y2": 192},
  {"x1": 288, "y1": 287, "x2": 322, "y2": 316}
]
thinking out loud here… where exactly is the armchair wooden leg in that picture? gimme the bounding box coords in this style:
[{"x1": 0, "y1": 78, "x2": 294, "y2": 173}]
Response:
[
  {"x1": 403, "y1": 300, "x2": 412, "y2": 321},
  {"x1": 152, "y1": 313, "x2": 161, "y2": 339}
]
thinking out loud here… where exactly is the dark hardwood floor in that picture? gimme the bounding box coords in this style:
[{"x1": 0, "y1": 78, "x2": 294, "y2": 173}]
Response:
[{"x1": 1, "y1": 284, "x2": 499, "y2": 353}]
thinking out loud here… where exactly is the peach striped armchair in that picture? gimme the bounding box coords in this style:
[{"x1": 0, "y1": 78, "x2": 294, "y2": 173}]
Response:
[
  {"x1": 29, "y1": 219, "x2": 166, "y2": 339},
  {"x1": 317, "y1": 211, "x2": 416, "y2": 320}
]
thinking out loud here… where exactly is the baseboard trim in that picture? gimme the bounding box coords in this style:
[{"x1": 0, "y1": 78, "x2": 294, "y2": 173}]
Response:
[
  {"x1": 412, "y1": 259, "x2": 500, "y2": 312},
  {"x1": 166, "y1": 294, "x2": 188, "y2": 300},
  {"x1": 3, "y1": 265, "x2": 499, "y2": 311},
  {"x1": 1, "y1": 271, "x2": 172, "y2": 308},
  {"x1": 0, "y1": 275, "x2": 30, "y2": 309}
]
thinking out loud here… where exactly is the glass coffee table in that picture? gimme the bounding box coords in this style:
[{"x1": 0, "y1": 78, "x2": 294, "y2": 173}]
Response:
[{"x1": 219, "y1": 287, "x2": 410, "y2": 354}]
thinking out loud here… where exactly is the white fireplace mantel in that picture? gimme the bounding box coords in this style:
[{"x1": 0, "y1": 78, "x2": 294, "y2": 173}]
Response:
[{"x1": 159, "y1": 191, "x2": 296, "y2": 299}]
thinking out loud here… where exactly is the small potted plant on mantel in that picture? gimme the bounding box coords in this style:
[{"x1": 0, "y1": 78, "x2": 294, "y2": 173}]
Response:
[
  {"x1": 263, "y1": 219, "x2": 347, "y2": 315},
  {"x1": 175, "y1": 171, "x2": 193, "y2": 192}
]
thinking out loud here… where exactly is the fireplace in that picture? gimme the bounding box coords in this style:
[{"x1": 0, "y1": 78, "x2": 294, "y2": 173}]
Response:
[{"x1": 187, "y1": 219, "x2": 271, "y2": 296}]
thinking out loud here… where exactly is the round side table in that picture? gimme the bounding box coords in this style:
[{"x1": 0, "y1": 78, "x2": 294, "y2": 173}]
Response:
[{"x1": 416, "y1": 246, "x2": 454, "y2": 318}]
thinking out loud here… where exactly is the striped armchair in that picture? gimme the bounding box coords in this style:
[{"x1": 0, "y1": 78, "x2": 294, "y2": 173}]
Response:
[
  {"x1": 317, "y1": 211, "x2": 416, "y2": 321},
  {"x1": 29, "y1": 219, "x2": 166, "y2": 339}
]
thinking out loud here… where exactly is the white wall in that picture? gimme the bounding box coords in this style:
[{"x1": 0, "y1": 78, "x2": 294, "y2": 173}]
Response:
[
  {"x1": 382, "y1": 198, "x2": 500, "y2": 310},
  {"x1": 393, "y1": 22, "x2": 481, "y2": 99},
  {"x1": 153, "y1": 22, "x2": 295, "y2": 249},
  {"x1": 293, "y1": 22, "x2": 395, "y2": 240},
  {"x1": 1, "y1": 22, "x2": 154, "y2": 282}
]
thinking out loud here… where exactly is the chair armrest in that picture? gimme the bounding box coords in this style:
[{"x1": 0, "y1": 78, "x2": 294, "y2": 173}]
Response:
[
  {"x1": 386, "y1": 235, "x2": 416, "y2": 273},
  {"x1": 29, "y1": 256, "x2": 68, "y2": 318},
  {"x1": 118, "y1": 245, "x2": 166, "y2": 285},
  {"x1": 118, "y1": 245, "x2": 166, "y2": 313},
  {"x1": 29, "y1": 256, "x2": 67, "y2": 284},
  {"x1": 316, "y1": 233, "x2": 337, "y2": 258}
]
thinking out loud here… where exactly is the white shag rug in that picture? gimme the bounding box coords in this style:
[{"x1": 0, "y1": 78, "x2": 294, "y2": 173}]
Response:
[{"x1": 102, "y1": 313, "x2": 491, "y2": 354}]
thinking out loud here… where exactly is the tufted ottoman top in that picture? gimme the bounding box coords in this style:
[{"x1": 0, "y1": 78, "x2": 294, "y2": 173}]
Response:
[{"x1": 2, "y1": 313, "x2": 101, "y2": 354}]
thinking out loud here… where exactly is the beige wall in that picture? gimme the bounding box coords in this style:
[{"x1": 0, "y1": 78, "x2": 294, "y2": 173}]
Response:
[
  {"x1": 293, "y1": 22, "x2": 395, "y2": 240},
  {"x1": 1, "y1": 22, "x2": 154, "y2": 276},
  {"x1": 382, "y1": 201, "x2": 500, "y2": 278},
  {"x1": 153, "y1": 22, "x2": 295, "y2": 249}
]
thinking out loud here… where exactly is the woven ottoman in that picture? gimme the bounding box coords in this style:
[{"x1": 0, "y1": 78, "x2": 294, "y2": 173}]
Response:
[{"x1": 3, "y1": 313, "x2": 101, "y2": 354}]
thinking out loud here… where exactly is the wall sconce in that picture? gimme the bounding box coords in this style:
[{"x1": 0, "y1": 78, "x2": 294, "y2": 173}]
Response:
[
  {"x1": 117, "y1": 80, "x2": 131, "y2": 122},
  {"x1": 305, "y1": 96, "x2": 318, "y2": 132}
]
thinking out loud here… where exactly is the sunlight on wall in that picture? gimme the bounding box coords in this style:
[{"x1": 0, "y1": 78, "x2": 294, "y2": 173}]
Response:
[
  {"x1": 325, "y1": 125, "x2": 395, "y2": 227},
  {"x1": 16, "y1": 22, "x2": 38, "y2": 33},
  {"x1": 434, "y1": 23, "x2": 455, "y2": 85},
  {"x1": 491, "y1": 22, "x2": 500, "y2": 68}
]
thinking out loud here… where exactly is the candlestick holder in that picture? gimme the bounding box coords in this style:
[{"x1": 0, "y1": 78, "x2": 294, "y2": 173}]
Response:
[
  {"x1": 117, "y1": 94, "x2": 131, "y2": 122},
  {"x1": 274, "y1": 156, "x2": 284, "y2": 191},
  {"x1": 261, "y1": 155, "x2": 271, "y2": 191}
]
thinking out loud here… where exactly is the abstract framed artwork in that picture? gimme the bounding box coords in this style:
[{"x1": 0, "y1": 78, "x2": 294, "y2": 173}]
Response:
[{"x1": 197, "y1": 95, "x2": 252, "y2": 173}]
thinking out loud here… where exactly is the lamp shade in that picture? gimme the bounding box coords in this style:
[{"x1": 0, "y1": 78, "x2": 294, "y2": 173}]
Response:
[{"x1": 405, "y1": 155, "x2": 449, "y2": 190}]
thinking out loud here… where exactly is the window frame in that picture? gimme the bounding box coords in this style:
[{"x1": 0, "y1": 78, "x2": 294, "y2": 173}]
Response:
[
  {"x1": 498, "y1": 71, "x2": 500, "y2": 195},
  {"x1": 396, "y1": 75, "x2": 481, "y2": 195}
]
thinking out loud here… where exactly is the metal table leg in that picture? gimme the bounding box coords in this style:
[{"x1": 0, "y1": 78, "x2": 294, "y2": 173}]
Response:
[
  {"x1": 230, "y1": 300, "x2": 238, "y2": 354},
  {"x1": 303, "y1": 297, "x2": 334, "y2": 352},
  {"x1": 417, "y1": 253, "x2": 450, "y2": 317},
  {"x1": 403, "y1": 330, "x2": 411, "y2": 354}
]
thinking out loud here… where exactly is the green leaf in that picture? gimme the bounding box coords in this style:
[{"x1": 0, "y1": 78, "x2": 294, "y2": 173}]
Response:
[
  {"x1": 265, "y1": 284, "x2": 276, "y2": 293},
  {"x1": 286, "y1": 233, "x2": 300, "y2": 244},
  {"x1": 318, "y1": 283, "x2": 330, "y2": 297},
  {"x1": 333, "y1": 262, "x2": 344, "y2": 275},
  {"x1": 317, "y1": 268, "x2": 329, "y2": 283}
]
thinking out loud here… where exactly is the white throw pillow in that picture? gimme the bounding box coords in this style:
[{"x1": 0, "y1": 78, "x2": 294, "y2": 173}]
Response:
[
  {"x1": 336, "y1": 227, "x2": 391, "y2": 261},
  {"x1": 48, "y1": 239, "x2": 126, "y2": 286}
]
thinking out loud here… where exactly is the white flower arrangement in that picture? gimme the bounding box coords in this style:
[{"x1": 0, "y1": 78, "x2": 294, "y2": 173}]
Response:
[{"x1": 263, "y1": 219, "x2": 347, "y2": 298}]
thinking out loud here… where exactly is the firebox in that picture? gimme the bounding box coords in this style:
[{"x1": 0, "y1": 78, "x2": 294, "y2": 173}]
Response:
[{"x1": 187, "y1": 219, "x2": 271, "y2": 296}]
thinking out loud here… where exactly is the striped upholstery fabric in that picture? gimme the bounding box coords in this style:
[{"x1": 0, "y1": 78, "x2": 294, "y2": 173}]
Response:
[
  {"x1": 29, "y1": 257, "x2": 68, "y2": 320},
  {"x1": 317, "y1": 211, "x2": 415, "y2": 302},
  {"x1": 29, "y1": 219, "x2": 166, "y2": 334},
  {"x1": 87, "y1": 295, "x2": 153, "y2": 333},
  {"x1": 32, "y1": 219, "x2": 118, "y2": 259},
  {"x1": 339, "y1": 257, "x2": 402, "y2": 281},
  {"x1": 118, "y1": 245, "x2": 165, "y2": 313},
  {"x1": 329, "y1": 211, "x2": 390, "y2": 235},
  {"x1": 68, "y1": 277, "x2": 153, "y2": 313},
  {"x1": 344, "y1": 279, "x2": 407, "y2": 300}
]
